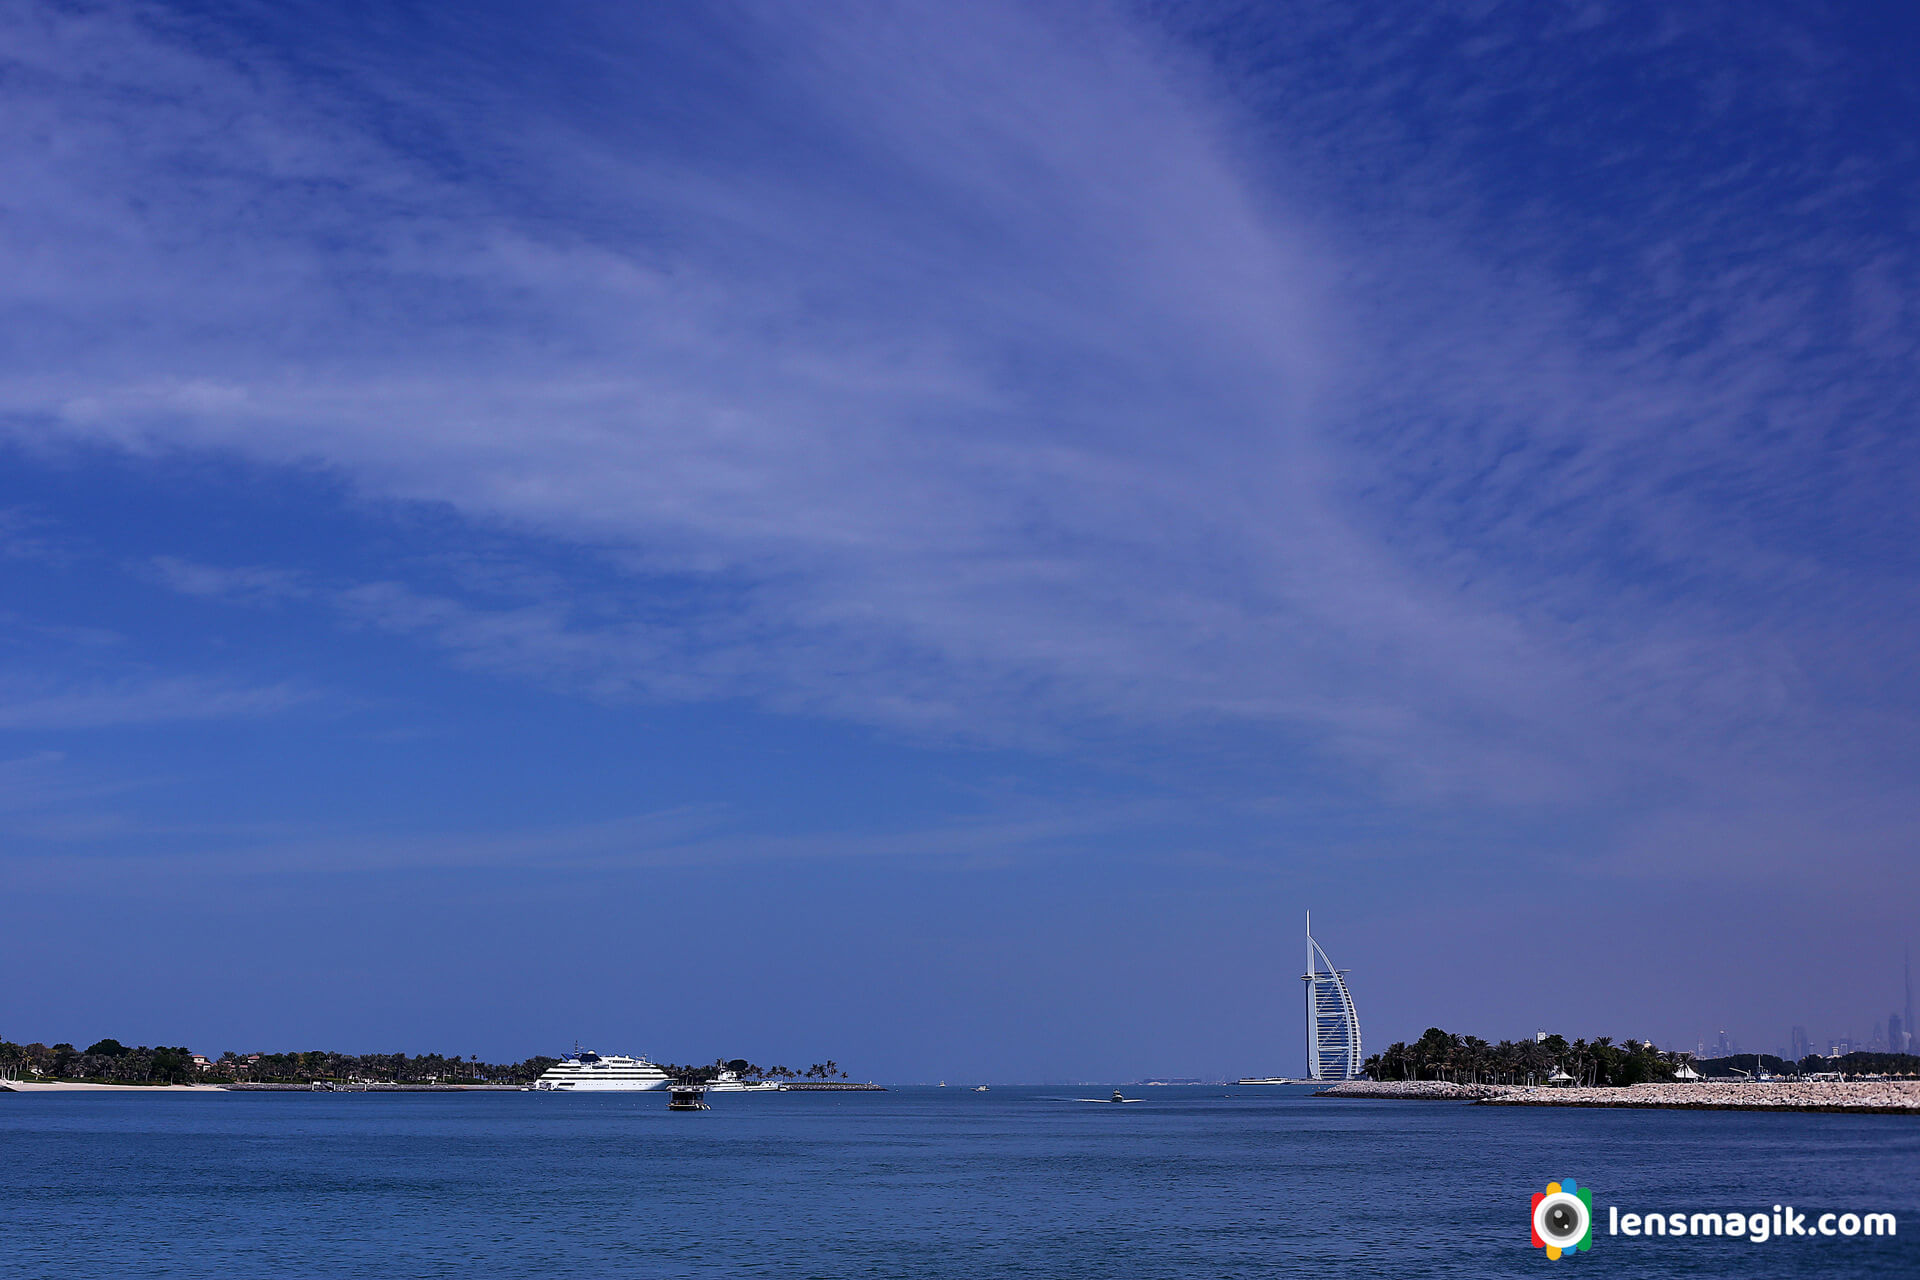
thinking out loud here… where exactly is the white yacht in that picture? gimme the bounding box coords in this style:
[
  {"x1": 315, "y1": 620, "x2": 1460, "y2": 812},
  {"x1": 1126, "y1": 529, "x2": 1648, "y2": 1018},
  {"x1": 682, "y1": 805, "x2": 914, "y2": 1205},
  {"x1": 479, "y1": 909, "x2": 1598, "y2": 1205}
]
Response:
[
  {"x1": 706, "y1": 1070, "x2": 783, "y2": 1092},
  {"x1": 528, "y1": 1049, "x2": 671, "y2": 1091}
]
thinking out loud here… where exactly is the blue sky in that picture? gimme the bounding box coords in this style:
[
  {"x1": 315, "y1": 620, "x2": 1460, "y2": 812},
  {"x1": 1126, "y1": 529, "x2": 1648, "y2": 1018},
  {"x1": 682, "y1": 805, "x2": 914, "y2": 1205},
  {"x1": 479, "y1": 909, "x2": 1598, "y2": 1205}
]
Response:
[{"x1": 3, "y1": 0, "x2": 1917, "y2": 1077}]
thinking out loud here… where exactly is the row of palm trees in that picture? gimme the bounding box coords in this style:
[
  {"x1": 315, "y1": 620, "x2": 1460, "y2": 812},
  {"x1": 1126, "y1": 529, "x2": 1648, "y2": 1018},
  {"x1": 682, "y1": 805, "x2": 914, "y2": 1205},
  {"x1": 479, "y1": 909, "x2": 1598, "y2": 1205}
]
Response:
[
  {"x1": 209, "y1": 1049, "x2": 551, "y2": 1083},
  {"x1": 0, "y1": 1039, "x2": 201, "y2": 1084},
  {"x1": 0, "y1": 1038, "x2": 563, "y2": 1085},
  {"x1": 667, "y1": 1058, "x2": 852, "y2": 1082},
  {"x1": 1365, "y1": 1028, "x2": 1691, "y2": 1086}
]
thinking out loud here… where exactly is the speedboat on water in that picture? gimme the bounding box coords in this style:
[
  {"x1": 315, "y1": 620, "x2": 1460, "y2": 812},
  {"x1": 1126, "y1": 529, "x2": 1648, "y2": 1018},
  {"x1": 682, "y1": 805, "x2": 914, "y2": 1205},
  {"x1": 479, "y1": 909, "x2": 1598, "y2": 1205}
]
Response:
[
  {"x1": 706, "y1": 1070, "x2": 784, "y2": 1092},
  {"x1": 527, "y1": 1049, "x2": 671, "y2": 1091},
  {"x1": 667, "y1": 1083, "x2": 710, "y2": 1111}
]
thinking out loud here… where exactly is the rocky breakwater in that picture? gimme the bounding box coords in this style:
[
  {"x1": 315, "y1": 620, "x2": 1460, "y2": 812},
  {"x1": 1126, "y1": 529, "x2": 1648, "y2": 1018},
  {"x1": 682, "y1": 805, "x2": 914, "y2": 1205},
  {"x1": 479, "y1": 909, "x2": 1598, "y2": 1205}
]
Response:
[
  {"x1": 1317, "y1": 1080, "x2": 1514, "y2": 1101},
  {"x1": 1318, "y1": 1079, "x2": 1920, "y2": 1113},
  {"x1": 1482, "y1": 1080, "x2": 1920, "y2": 1114}
]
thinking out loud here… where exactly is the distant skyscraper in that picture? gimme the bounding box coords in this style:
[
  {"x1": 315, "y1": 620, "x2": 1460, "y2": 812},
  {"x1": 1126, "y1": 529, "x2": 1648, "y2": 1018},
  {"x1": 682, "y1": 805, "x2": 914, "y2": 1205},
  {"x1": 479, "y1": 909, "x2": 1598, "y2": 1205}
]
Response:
[
  {"x1": 1302, "y1": 911, "x2": 1363, "y2": 1081},
  {"x1": 1714, "y1": 1029, "x2": 1736, "y2": 1058},
  {"x1": 1871, "y1": 1021, "x2": 1888, "y2": 1053},
  {"x1": 1907, "y1": 948, "x2": 1915, "y2": 1055},
  {"x1": 1890, "y1": 1014, "x2": 1907, "y2": 1056},
  {"x1": 1790, "y1": 1026, "x2": 1811, "y2": 1061}
]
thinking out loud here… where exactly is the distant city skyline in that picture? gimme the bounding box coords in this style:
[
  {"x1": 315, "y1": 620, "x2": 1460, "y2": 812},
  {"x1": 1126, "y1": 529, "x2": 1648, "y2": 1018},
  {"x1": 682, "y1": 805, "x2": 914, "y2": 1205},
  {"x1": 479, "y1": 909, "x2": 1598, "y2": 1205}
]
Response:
[{"x1": 1680, "y1": 952, "x2": 1920, "y2": 1063}]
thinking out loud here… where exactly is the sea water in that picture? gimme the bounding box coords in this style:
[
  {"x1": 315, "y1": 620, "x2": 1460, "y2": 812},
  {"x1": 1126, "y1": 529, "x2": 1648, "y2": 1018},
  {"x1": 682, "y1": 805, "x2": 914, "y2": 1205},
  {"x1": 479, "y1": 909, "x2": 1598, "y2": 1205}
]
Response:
[{"x1": 2, "y1": 1086, "x2": 1914, "y2": 1277}]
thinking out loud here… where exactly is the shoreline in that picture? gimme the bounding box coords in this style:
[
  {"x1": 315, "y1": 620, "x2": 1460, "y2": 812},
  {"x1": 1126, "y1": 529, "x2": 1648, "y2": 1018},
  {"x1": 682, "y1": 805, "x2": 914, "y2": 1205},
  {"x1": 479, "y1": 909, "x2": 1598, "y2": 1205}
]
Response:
[
  {"x1": 223, "y1": 1090, "x2": 526, "y2": 1097},
  {"x1": 0, "y1": 1081, "x2": 230, "y2": 1093},
  {"x1": 3, "y1": 1080, "x2": 886, "y2": 1093},
  {"x1": 1317, "y1": 1079, "x2": 1920, "y2": 1113}
]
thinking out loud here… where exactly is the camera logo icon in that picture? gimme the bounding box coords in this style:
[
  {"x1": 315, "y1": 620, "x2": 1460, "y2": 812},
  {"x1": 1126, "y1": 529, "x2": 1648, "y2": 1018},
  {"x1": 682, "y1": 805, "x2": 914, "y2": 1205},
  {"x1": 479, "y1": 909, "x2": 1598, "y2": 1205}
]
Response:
[{"x1": 1530, "y1": 1179, "x2": 1593, "y2": 1259}]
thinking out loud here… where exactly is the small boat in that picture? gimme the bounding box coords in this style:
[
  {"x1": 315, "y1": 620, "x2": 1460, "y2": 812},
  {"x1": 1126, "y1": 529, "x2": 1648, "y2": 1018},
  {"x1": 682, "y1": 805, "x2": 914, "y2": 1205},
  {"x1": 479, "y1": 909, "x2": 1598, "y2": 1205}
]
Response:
[
  {"x1": 1111, "y1": 1090, "x2": 1125, "y2": 1103},
  {"x1": 973, "y1": 1085, "x2": 988, "y2": 1092},
  {"x1": 706, "y1": 1070, "x2": 783, "y2": 1092},
  {"x1": 667, "y1": 1083, "x2": 709, "y2": 1111}
]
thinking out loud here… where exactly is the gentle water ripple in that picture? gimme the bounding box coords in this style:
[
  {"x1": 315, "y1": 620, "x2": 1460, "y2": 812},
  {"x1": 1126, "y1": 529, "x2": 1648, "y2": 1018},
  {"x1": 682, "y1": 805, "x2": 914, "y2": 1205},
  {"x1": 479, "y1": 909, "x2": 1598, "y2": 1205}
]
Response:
[{"x1": 2, "y1": 1086, "x2": 1915, "y2": 1278}]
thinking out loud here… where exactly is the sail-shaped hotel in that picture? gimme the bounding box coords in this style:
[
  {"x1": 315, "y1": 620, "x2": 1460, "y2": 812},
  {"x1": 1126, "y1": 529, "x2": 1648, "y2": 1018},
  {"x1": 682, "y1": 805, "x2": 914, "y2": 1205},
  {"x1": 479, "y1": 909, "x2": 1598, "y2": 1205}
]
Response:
[
  {"x1": 1237, "y1": 911, "x2": 1365, "y2": 1084},
  {"x1": 1303, "y1": 911, "x2": 1363, "y2": 1080}
]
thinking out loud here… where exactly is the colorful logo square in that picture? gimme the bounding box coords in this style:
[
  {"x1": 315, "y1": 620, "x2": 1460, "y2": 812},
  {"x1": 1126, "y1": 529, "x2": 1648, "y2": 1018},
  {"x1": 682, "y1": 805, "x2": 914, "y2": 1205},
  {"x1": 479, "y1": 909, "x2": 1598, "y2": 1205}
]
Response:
[{"x1": 1531, "y1": 1179, "x2": 1594, "y2": 1259}]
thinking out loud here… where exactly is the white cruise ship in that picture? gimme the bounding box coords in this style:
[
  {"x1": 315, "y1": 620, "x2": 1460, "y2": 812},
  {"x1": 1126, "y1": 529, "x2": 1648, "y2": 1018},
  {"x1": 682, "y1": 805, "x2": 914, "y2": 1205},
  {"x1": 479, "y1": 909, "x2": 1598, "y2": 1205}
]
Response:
[{"x1": 528, "y1": 1049, "x2": 671, "y2": 1091}]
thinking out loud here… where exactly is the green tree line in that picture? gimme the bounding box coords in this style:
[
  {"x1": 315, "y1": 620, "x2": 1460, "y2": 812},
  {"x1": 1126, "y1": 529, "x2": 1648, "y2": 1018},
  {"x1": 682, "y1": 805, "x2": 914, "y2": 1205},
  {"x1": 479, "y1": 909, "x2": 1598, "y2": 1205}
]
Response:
[
  {"x1": 0, "y1": 1038, "x2": 206, "y2": 1085},
  {"x1": 0, "y1": 1036, "x2": 559, "y2": 1085},
  {"x1": 662, "y1": 1058, "x2": 851, "y2": 1082},
  {"x1": 2, "y1": 1037, "x2": 858, "y2": 1086},
  {"x1": 1365, "y1": 1029, "x2": 1685, "y2": 1086},
  {"x1": 1368, "y1": 1031, "x2": 1920, "y2": 1085}
]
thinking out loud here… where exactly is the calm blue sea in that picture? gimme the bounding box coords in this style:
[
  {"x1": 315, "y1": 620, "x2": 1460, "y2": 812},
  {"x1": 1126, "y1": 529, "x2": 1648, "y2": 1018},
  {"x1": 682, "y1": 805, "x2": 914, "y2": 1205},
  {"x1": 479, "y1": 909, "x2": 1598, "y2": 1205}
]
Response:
[{"x1": 2, "y1": 1085, "x2": 1915, "y2": 1278}]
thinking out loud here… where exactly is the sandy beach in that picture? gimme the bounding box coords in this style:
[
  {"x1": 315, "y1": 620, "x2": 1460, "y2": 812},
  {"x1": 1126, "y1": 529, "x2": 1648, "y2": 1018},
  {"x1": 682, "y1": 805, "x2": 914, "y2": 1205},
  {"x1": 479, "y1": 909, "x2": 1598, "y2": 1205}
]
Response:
[
  {"x1": 0, "y1": 1081, "x2": 230, "y2": 1093},
  {"x1": 1318, "y1": 1078, "x2": 1920, "y2": 1113}
]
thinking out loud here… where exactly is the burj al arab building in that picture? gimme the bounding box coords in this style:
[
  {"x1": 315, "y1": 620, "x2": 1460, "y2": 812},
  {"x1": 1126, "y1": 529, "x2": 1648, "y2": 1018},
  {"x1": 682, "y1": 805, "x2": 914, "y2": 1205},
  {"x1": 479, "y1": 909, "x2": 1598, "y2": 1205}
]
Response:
[{"x1": 1303, "y1": 912, "x2": 1363, "y2": 1080}]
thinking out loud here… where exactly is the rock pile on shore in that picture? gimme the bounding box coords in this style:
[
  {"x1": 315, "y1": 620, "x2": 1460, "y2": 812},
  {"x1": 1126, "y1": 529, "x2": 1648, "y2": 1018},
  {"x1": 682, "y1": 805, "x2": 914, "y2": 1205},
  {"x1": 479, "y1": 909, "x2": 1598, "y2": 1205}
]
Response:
[
  {"x1": 1317, "y1": 1080, "x2": 1510, "y2": 1100},
  {"x1": 1318, "y1": 1079, "x2": 1920, "y2": 1112},
  {"x1": 1486, "y1": 1080, "x2": 1920, "y2": 1112}
]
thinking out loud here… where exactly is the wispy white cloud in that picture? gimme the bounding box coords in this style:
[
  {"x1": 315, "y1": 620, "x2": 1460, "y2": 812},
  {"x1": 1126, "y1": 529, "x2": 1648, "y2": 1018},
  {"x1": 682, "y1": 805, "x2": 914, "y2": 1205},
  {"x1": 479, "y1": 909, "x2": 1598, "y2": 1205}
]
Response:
[
  {"x1": 0, "y1": 674, "x2": 311, "y2": 731},
  {"x1": 146, "y1": 555, "x2": 308, "y2": 604},
  {"x1": 0, "y1": 748, "x2": 66, "y2": 812},
  {"x1": 0, "y1": 507, "x2": 81, "y2": 565},
  {"x1": 0, "y1": 795, "x2": 1153, "y2": 889},
  {"x1": 0, "y1": 611, "x2": 123, "y2": 653},
  {"x1": 3, "y1": 0, "x2": 1917, "y2": 880}
]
